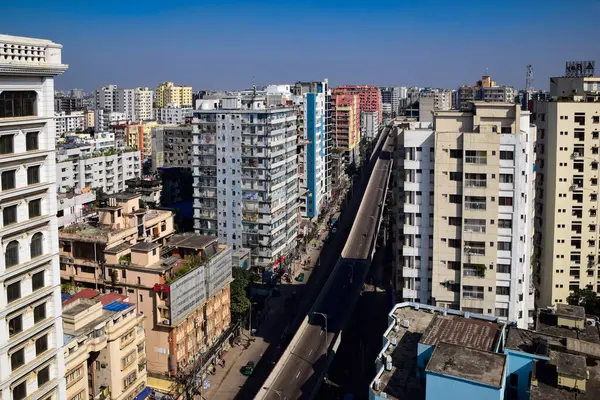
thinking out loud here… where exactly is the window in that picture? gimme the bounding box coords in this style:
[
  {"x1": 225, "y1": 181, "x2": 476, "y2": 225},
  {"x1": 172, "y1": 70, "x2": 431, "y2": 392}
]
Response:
[
  {"x1": 29, "y1": 199, "x2": 41, "y2": 218},
  {"x1": 66, "y1": 367, "x2": 82, "y2": 386},
  {"x1": 5, "y1": 240, "x2": 19, "y2": 267},
  {"x1": 448, "y1": 217, "x2": 461, "y2": 226},
  {"x1": 1, "y1": 170, "x2": 16, "y2": 191},
  {"x1": 31, "y1": 233, "x2": 43, "y2": 258},
  {"x1": 449, "y1": 194, "x2": 462, "y2": 204},
  {"x1": 500, "y1": 151, "x2": 514, "y2": 160},
  {"x1": 7, "y1": 281, "x2": 20, "y2": 303},
  {"x1": 35, "y1": 334, "x2": 48, "y2": 355},
  {"x1": 122, "y1": 350, "x2": 136, "y2": 369},
  {"x1": 449, "y1": 171, "x2": 462, "y2": 181},
  {"x1": 12, "y1": 381, "x2": 26, "y2": 400},
  {"x1": 26, "y1": 132, "x2": 39, "y2": 151},
  {"x1": 27, "y1": 166, "x2": 40, "y2": 185},
  {"x1": 498, "y1": 219, "x2": 512, "y2": 229},
  {"x1": 34, "y1": 303, "x2": 46, "y2": 323},
  {"x1": 3, "y1": 205, "x2": 17, "y2": 225},
  {"x1": 497, "y1": 264, "x2": 511, "y2": 273},
  {"x1": 123, "y1": 371, "x2": 137, "y2": 389},
  {"x1": 0, "y1": 134, "x2": 14, "y2": 155},
  {"x1": 497, "y1": 286, "x2": 510, "y2": 295},
  {"x1": 495, "y1": 308, "x2": 509, "y2": 317},
  {"x1": 499, "y1": 174, "x2": 513, "y2": 183},
  {"x1": 8, "y1": 314, "x2": 23, "y2": 337},
  {"x1": 37, "y1": 365, "x2": 50, "y2": 387},
  {"x1": 498, "y1": 242, "x2": 512, "y2": 251},
  {"x1": 499, "y1": 197, "x2": 513, "y2": 206},
  {"x1": 0, "y1": 91, "x2": 37, "y2": 119},
  {"x1": 449, "y1": 149, "x2": 462, "y2": 159},
  {"x1": 11, "y1": 348, "x2": 25, "y2": 370},
  {"x1": 32, "y1": 271, "x2": 44, "y2": 291}
]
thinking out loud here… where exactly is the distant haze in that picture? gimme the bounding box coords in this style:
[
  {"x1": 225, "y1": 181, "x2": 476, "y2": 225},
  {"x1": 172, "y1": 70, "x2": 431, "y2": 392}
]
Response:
[{"x1": 2, "y1": 0, "x2": 599, "y2": 91}]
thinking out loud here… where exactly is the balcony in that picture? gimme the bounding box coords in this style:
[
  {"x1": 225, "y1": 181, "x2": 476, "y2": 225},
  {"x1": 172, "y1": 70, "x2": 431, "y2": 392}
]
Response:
[
  {"x1": 464, "y1": 224, "x2": 486, "y2": 234},
  {"x1": 462, "y1": 291, "x2": 484, "y2": 300},
  {"x1": 402, "y1": 267, "x2": 420, "y2": 278},
  {"x1": 465, "y1": 156, "x2": 487, "y2": 165},
  {"x1": 402, "y1": 288, "x2": 418, "y2": 299},
  {"x1": 465, "y1": 202, "x2": 486, "y2": 211},
  {"x1": 464, "y1": 179, "x2": 487, "y2": 188}
]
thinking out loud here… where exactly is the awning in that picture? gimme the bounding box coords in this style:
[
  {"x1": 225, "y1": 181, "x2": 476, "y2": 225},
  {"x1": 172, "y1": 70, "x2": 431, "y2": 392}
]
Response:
[
  {"x1": 147, "y1": 377, "x2": 174, "y2": 394},
  {"x1": 134, "y1": 387, "x2": 152, "y2": 400}
]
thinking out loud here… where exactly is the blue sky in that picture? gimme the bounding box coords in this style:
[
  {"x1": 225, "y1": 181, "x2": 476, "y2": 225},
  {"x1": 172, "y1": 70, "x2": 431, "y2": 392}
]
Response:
[{"x1": 1, "y1": 0, "x2": 599, "y2": 91}]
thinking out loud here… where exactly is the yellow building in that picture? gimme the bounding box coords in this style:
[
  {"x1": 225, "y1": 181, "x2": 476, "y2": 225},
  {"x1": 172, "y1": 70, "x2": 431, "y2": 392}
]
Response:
[
  {"x1": 155, "y1": 82, "x2": 193, "y2": 108},
  {"x1": 63, "y1": 293, "x2": 147, "y2": 400},
  {"x1": 533, "y1": 71, "x2": 600, "y2": 307}
]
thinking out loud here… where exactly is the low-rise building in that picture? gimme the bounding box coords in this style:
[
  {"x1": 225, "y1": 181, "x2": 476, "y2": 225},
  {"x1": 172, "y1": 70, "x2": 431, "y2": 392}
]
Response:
[
  {"x1": 62, "y1": 292, "x2": 147, "y2": 400},
  {"x1": 125, "y1": 177, "x2": 162, "y2": 208},
  {"x1": 370, "y1": 302, "x2": 600, "y2": 400}
]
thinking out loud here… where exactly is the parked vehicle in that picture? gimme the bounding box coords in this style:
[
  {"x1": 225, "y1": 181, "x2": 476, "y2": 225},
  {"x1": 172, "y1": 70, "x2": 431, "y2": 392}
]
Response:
[
  {"x1": 295, "y1": 273, "x2": 305, "y2": 282},
  {"x1": 241, "y1": 361, "x2": 255, "y2": 376}
]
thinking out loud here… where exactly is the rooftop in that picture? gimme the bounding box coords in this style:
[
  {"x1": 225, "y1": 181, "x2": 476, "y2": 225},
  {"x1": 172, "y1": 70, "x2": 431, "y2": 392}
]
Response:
[
  {"x1": 556, "y1": 303, "x2": 586, "y2": 320},
  {"x1": 556, "y1": 352, "x2": 587, "y2": 379},
  {"x1": 420, "y1": 314, "x2": 501, "y2": 351},
  {"x1": 60, "y1": 222, "x2": 132, "y2": 243},
  {"x1": 112, "y1": 192, "x2": 141, "y2": 201},
  {"x1": 168, "y1": 233, "x2": 217, "y2": 250},
  {"x1": 426, "y1": 342, "x2": 506, "y2": 388},
  {"x1": 131, "y1": 241, "x2": 161, "y2": 252},
  {"x1": 536, "y1": 309, "x2": 600, "y2": 344},
  {"x1": 104, "y1": 242, "x2": 132, "y2": 254}
]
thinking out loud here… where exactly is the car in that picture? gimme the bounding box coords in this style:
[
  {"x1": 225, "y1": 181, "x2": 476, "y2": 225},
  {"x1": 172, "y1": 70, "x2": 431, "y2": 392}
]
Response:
[
  {"x1": 241, "y1": 361, "x2": 255, "y2": 376},
  {"x1": 295, "y1": 273, "x2": 305, "y2": 282}
]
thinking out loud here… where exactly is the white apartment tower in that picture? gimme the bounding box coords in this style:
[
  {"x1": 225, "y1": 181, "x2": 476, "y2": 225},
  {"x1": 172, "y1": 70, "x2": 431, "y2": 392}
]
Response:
[
  {"x1": 533, "y1": 65, "x2": 600, "y2": 307},
  {"x1": 396, "y1": 103, "x2": 535, "y2": 328},
  {"x1": 192, "y1": 96, "x2": 299, "y2": 269},
  {"x1": 0, "y1": 34, "x2": 67, "y2": 400},
  {"x1": 95, "y1": 85, "x2": 153, "y2": 124}
]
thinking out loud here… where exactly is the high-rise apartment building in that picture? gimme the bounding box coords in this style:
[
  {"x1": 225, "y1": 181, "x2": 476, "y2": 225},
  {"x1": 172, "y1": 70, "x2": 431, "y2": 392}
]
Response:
[
  {"x1": 95, "y1": 85, "x2": 153, "y2": 125},
  {"x1": 192, "y1": 96, "x2": 299, "y2": 269},
  {"x1": 155, "y1": 82, "x2": 193, "y2": 108},
  {"x1": 151, "y1": 126, "x2": 194, "y2": 170},
  {"x1": 533, "y1": 63, "x2": 600, "y2": 307},
  {"x1": 395, "y1": 102, "x2": 535, "y2": 328},
  {"x1": 331, "y1": 93, "x2": 361, "y2": 164},
  {"x1": 333, "y1": 85, "x2": 382, "y2": 124},
  {"x1": 0, "y1": 33, "x2": 68, "y2": 400}
]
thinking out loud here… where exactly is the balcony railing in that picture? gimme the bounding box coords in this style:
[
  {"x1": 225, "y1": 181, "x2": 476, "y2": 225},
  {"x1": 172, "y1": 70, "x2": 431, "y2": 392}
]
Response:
[
  {"x1": 465, "y1": 156, "x2": 487, "y2": 165},
  {"x1": 465, "y1": 180, "x2": 487, "y2": 188},
  {"x1": 463, "y1": 291, "x2": 484, "y2": 300},
  {"x1": 464, "y1": 225, "x2": 486, "y2": 233},
  {"x1": 465, "y1": 202, "x2": 486, "y2": 210}
]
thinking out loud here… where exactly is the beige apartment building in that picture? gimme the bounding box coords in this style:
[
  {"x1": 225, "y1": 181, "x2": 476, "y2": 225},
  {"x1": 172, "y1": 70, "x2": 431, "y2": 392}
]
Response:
[
  {"x1": 533, "y1": 70, "x2": 600, "y2": 307},
  {"x1": 58, "y1": 192, "x2": 233, "y2": 392},
  {"x1": 429, "y1": 102, "x2": 535, "y2": 327},
  {"x1": 155, "y1": 82, "x2": 193, "y2": 108},
  {"x1": 63, "y1": 292, "x2": 146, "y2": 400}
]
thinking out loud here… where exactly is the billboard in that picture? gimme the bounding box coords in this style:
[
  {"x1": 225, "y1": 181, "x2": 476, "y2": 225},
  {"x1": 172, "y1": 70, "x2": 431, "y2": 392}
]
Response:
[
  {"x1": 565, "y1": 61, "x2": 595, "y2": 78},
  {"x1": 206, "y1": 248, "x2": 233, "y2": 297},
  {"x1": 169, "y1": 266, "x2": 206, "y2": 325}
]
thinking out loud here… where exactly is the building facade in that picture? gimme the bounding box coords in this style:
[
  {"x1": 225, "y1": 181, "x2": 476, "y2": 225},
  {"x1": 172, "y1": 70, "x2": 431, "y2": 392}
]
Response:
[
  {"x1": 0, "y1": 33, "x2": 68, "y2": 400},
  {"x1": 192, "y1": 96, "x2": 299, "y2": 269},
  {"x1": 330, "y1": 93, "x2": 360, "y2": 164},
  {"x1": 151, "y1": 126, "x2": 194, "y2": 171},
  {"x1": 360, "y1": 110, "x2": 380, "y2": 141},
  {"x1": 125, "y1": 121, "x2": 160, "y2": 160},
  {"x1": 430, "y1": 103, "x2": 535, "y2": 327},
  {"x1": 533, "y1": 71, "x2": 600, "y2": 307},
  {"x1": 153, "y1": 104, "x2": 192, "y2": 124},
  {"x1": 56, "y1": 148, "x2": 141, "y2": 194},
  {"x1": 332, "y1": 85, "x2": 382, "y2": 124},
  {"x1": 458, "y1": 75, "x2": 516, "y2": 110},
  {"x1": 155, "y1": 82, "x2": 193, "y2": 108},
  {"x1": 95, "y1": 85, "x2": 153, "y2": 124},
  {"x1": 54, "y1": 111, "x2": 85, "y2": 136}
]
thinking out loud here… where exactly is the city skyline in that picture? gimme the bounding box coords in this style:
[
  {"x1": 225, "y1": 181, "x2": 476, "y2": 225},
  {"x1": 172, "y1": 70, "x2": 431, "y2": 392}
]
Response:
[{"x1": 1, "y1": 0, "x2": 599, "y2": 91}]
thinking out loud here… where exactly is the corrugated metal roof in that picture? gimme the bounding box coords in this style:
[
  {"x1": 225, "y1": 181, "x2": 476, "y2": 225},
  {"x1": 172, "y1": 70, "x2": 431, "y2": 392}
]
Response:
[{"x1": 103, "y1": 301, "x2": 134, "y2": 312}]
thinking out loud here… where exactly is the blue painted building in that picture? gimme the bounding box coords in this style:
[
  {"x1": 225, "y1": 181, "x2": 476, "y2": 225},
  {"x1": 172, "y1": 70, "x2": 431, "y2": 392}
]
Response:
[{"x1": 303, "y1": 87, "x2": 327, "y2": 219}]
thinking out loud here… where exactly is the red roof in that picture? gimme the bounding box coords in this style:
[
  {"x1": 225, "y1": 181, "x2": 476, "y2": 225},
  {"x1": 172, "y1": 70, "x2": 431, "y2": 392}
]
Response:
[
  {"x1": 62, "y1": 288, "x2": 100, "y2": 305},
  {"x1": 98, "y1": 292, "x2": 128, "y2": 306}
]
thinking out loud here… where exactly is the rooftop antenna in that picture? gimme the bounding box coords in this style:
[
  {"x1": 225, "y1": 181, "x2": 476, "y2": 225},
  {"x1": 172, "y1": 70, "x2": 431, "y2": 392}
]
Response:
[{"x1": 526, "y1": 65, "x2": 534, "y2": 91}]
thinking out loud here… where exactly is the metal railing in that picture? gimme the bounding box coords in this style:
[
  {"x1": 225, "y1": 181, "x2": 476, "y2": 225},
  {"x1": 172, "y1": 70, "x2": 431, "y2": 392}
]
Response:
[
  {"x1": 465, "y1": 180, "x2": 487, "y2": 188},
  {"x1": 464, "y1": 225, "x2": 486, "y2": 233},
  {"x1": 465, "y1": 202, "x2": 486, "y2": 210},
  {"x1": 462, "y1": 291, "x2": 484, "y2": 300},
  {"x1": 465, "y1": 156, "x2": 487, "y2": 165}
]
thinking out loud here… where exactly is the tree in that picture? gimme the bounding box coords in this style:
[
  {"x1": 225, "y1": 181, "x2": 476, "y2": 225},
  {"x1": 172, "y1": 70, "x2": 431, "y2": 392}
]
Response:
[
  {"x1": 567, "y1": 285, "x2": 600, "y2": 316},
  {"x1": 230, "y1": 267, "x2": 253, "y2": 321},
  {"x1": 61, "y1": 282, "x2": 76, "y2": 294}
]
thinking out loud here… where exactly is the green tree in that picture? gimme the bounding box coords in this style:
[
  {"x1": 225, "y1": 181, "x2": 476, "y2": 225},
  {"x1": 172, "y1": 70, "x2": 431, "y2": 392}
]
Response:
[
  {"x1": 567, "y1": 285, "x2": 600, "y2": 316},
  {"x1": 61, "y1": 282, "x2": 75, "y2": 294},
  {"x1": 230, "y1": 267, "x2": 253, "y2": 320}
]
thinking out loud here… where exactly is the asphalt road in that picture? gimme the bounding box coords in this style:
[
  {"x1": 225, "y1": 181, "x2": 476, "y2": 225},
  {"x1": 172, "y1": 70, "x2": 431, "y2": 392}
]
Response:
[{"x1": 263, "y1": 128, "x2": 395, "y2": 400}]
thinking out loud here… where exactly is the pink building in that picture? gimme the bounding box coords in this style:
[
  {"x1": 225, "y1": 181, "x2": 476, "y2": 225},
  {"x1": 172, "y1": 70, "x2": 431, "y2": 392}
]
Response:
[
  {"x1": 332, "y1": 85, "x2": 382, "y2": 124},
  {"x1": 330, "y1": 93, "x2": 360, "y2": 150}
]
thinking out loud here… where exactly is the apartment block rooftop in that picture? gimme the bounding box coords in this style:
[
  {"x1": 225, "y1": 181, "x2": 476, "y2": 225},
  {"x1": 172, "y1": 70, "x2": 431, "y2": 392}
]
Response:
[
  {"x1": 426, "y1": 342, "x2": 506, "y2": 388},
  {"x1": 371, "y1": 302, "x2": 600, "y2": 400}
]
